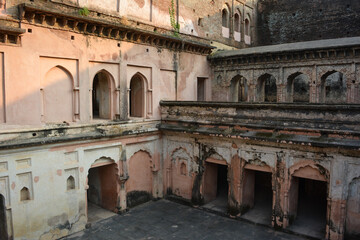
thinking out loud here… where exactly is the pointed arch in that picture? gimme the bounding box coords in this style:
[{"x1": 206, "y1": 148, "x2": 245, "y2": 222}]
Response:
[
  {"x1": 171, "y1": 147, "x2": 192, "y2": 162},
  {"x1": 126, "y1": 150, "x2": 154, "y2": 207},
  {"x1": 129, "y1": 72, "x2": 148, "y2": 118},
  {"x1": 221, "y1": 4, "x2": 230, "y2": 28},
  {"x1": 287, "y1": 72, "x2": 310, "y2": 102},
  {"x1": 257, "y1": 73, "x2": 277, "y2": 102},
  {"x1": 320, "y1": 70, "x2": 347, "y2": 103},
  {"x1": 92, "y1": 69, "x2": 116, "y2": 119},
  {"x1": 42, "y1": 65, "x2": 74, "y2": 123},
  {"x1": 230, "y1": 74, "x2": 248, "y2": 102},
  {"x1": 20, "y1": 187, "x2": 31, "y2": 201},
  {"x1": 87, "y1": 158, "x2": 119, "y2": 213},
  {"x1": 66, "y1": 176, "x2": 76, "y2": 190}
]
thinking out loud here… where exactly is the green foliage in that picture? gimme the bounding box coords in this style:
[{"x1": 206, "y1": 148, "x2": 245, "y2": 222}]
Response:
[
  {"x1": 79, "y1": 7, "x2": 90, "y2": 17},
  {"x1": 169, "y1": 0, "x2": 180, "y2": 37}
]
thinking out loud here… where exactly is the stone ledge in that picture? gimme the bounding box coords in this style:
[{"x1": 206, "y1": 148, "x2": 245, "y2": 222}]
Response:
[
  {"x1": 0, "y1": 24, "x2": 25, "y2": 45},
  {"x1": 159, "y1": 101, "x2": 360, "y2": 149},
  {"x1": 0, "y1": 120, "x2": 160, "y2": 150},
  {"x1": 159, "y1": 123, "x2": 360, "y2": 149},
  {"x1": 209, "y1": 37, "x2": 360, "y2": 65}
]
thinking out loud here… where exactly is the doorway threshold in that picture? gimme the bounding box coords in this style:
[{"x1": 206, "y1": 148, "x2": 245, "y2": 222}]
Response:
[{"x1": 87, "y1": 202, "x2": 117, "y2": 223}]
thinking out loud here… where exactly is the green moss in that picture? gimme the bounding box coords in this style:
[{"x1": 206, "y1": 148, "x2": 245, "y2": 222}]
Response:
[{"x1": 79, "y1": 7, "x2": 90, "y2": 17}]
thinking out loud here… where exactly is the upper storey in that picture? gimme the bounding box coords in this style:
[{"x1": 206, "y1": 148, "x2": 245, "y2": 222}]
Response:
[{"x1": 1, "y1": 0, "x2": 256, "y2": 49}]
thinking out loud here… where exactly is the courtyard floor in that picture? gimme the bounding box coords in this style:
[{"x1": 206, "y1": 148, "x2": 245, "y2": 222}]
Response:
[{"x1": 64, "y1": 199, "x2": 310, "y2": 240}]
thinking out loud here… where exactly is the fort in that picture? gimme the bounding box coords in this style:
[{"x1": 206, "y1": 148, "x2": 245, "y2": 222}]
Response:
[{"x1": 0, "y1": 1, "x2": 359, "y2": 240}]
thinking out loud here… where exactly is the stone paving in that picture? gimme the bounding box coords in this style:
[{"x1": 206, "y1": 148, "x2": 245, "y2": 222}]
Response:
[{"x1": 64, "y1": 199, "x2": 309, "y2": 240}]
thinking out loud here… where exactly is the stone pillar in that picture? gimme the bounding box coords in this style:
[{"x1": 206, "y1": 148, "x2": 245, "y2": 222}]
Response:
[
  {"x1": 74, "y1": 87, "x2": 80, "y2": 121},
  {"x1": 272, "y1": 152, "x2": 286, "y2": 229},
  {"x1": 326, "y1": 198, "x2": 346, "y2": 240},
  {"x1": 115, "y1": 87, "x2": 120, "y2": 119},
  {"x1": 248, "y1": 84, "x2": 256, "y2": 102},
  {"x1": 228, "y1": 153, "x2": 241, "y2": 216},
  {"x1": 118, "y1": 150, "x2": 128, "y2": 212},
  {"x1": 310, "y1": 65, "x2": 318, "y2": 103},
  {"x1": 277, "y1": 84, "x2": 286, "y2": 102}
]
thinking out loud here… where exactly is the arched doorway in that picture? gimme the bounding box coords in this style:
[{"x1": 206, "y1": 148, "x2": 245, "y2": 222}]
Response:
[
  {"x1": 0, "y1": 194, "x2": 8, "y2": 240},
  {"x1": 287, "y1": 72, "x2": 310, "y2": 102},
  {"x1": 87, "y1": 162, "x2": 118, "y2": 223},
  {"x1": 92, "y1": 71, "x2": 113, "y2": 119},
  {"x1": 203, "y1": 158, "x2": 229, "y2": 213},
  {"x1": 320, "y1": 71, "x2": 347, "y2": 103},
  {"x1": 129, "y1": 74, "x2": 146, "y2": 118},
  {"x1": 257, "y1": 74, "x2": 277, "y2": 102},
  {"x1": 240, "y1": 164, "x2": 273, "y2": 225},
  {"x1": 287, "y1": 165, "x2": 328, "y2": 239},
  {"x1": 230, "y1": 75, "x2": 248, "y2": 102}
]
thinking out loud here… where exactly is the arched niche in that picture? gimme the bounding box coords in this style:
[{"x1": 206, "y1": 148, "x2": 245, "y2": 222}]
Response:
[
  {"x1": 20, "y1": 187, "x2": 31, "y2": 201},
  {"x1": 169, "y1": 147, "x2": 193, "y2": 199},
  {"x1": 222, "y1": 8, "x2": 229, "y2": 28},
  {"x1": 42, "y1": 66, "x2": 74, "y2": 123},
  {"x1": 234, "y1": 12, "x2": 241, "y2": 33},
  {"x1": 320, "y1": 71, "x2": 347, "y2": 103},
  {"x1": 245, "y1": 18, "x2": 250, "y2": 36},
  {"x1": 67, "y1": 176, "x2": 75, "y2": 190},
  {"x1": 230, "y1": 75, "x2": 248, "y2": 102},
  {"x1": 129, "y1": 73, "x2": 148, "y2": 118},
  {"x1": 126, "y1": 150, "x2": 153, "y2": 207},
  {"x1": 287, "y1": 72, "x2": 310, "y2": 103},
  {"x1": 92, "y1": 70, "x2": 116, "y2": 119},
  {"x1": 257, "y1": 73, "x2": 277, "y2": 102}
]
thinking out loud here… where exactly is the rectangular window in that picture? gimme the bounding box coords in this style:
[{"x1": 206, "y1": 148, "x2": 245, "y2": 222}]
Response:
[{"x1": 197, "y1": 78, "x2": 207, "y2": 101}]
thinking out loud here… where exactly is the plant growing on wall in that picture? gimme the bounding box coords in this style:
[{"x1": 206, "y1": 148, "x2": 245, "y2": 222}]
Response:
[
  {"x1": 79, "y1": 7, "x2": 90, "y2": 17},
  {"x1": 169, "y1": 0, "x2": 180, "y2": 37}
]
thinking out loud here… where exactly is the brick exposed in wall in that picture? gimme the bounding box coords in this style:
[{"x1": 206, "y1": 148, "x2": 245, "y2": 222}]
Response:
[{"x1": 256, "y1": 0, "x2": 360, "y2": 46}]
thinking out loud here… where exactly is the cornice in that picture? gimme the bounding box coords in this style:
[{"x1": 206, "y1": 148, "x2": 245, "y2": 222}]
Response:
[{"x1": 18, "y1": 3, "x2": 213, "y2": 55}]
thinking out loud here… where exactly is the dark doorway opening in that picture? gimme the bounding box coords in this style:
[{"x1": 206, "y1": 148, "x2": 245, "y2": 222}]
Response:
[
  {"x1": 197, "y1": 77, "x2": 206, "y2": 101},
  {"x1": 129, "y1": 74, "x2": 145, "y2": 117},
  {"x1": 92, "y1": 72, "x2": 111, "y2": 119},
  {"x1": 217, "y1": 164, "x2": 228, "y2": 199},
  {"x1": 241, "y1": 169, "x2": 273, "y2": 225},
  {"x1": 288, "y1": 177, "x2": 327, "y2": 239},
  {"x1": 87, "y1": 164, "x2": 118, "y2": 223},
  {"x1": 0, "y1": 194, "x2": 8, "y2": 240},
  {"x1": 203, "y1": 162, "x2": 228, "y2": 213}
]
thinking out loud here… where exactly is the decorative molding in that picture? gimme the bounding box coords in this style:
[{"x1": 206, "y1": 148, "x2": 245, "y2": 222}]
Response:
[
  {"x1": 0, "y1": 25, "x2": 25, "y2": 45},
  {"x1": 18, "y1": 3, "x2": 213, "y2": 55}
]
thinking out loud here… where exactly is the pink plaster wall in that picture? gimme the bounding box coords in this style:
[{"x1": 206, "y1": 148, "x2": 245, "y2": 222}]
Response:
[
  {"x1": 126, "y1": 151, "x2": 152, "y2": 193},
  {"x1": 0, "y1": 23, "x2": 209, "y2": 127},
  {"x1": 171, "y1": 160, "x2": 192, "y2": 199}
]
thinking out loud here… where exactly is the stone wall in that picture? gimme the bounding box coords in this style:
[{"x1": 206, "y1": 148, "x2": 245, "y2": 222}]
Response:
[{"x1": 256, "y1": 0, "x2": 360, "y2": 46}]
